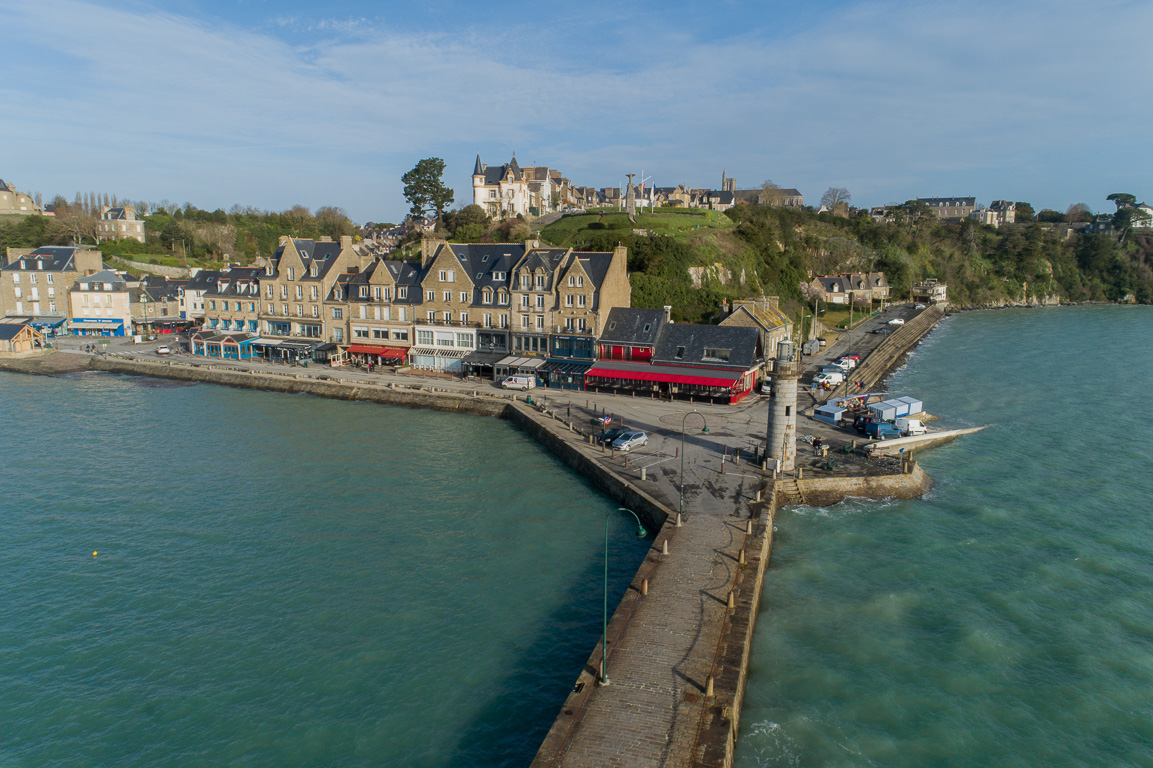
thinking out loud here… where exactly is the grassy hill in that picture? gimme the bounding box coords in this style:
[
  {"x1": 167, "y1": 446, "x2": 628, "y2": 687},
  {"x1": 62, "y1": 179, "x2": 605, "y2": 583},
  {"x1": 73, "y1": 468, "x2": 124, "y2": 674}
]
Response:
[{"x1": 538, "y1": 209, "x2": 734, "y2": 249}]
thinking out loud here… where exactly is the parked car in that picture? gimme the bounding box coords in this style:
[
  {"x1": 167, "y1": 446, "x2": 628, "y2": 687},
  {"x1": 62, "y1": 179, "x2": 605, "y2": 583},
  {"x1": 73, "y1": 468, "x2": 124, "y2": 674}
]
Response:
[
  {"x1": 826, "y1": 360, "x2": 853, "y2": 373},
  {"x1": 887, "y1": 318, "x2": 905, "y2": 326},
  {"x1": 597, "y1": 426, "x2": 629, "y2": 446},
  {"x1": 760, "y1": 381, "x2": 772, "y2": 396},
  {"x1": 841, "y1": 354, "x2": 862, "y2": 362},
  {"x1": 872, "y1": 327, "x2": 888, "y2": 334},
  {"x1": 914, "y1": 303, "x2": 926, "y2": 310},
  {"x1": 814, "y1": 371, "x2": 844, "y2": 387},
  {"x1": 835, "y1": 356, "x2": 857, "y2": 370},
  {"x1": 854, "y1": 415, "x2": 880, "y2": 434},
  {"x1": 155, "y1": 345, "x2": 172, "y2": 355},
  {"x1": 817, "y1": 337, "x2": 828, "y2": 347},
  {"x1": 894, "y1": 417, "x2": 927, "y2": 436},
  {"x1": 865, "y1": 421, "x2": 903, "y2": 440},
  {"x1": 501, "y1": 375, "x2": 536, "y2": 390},
  {"x1": 611, "y1": 431, "x2": 649, "y2": 452}
]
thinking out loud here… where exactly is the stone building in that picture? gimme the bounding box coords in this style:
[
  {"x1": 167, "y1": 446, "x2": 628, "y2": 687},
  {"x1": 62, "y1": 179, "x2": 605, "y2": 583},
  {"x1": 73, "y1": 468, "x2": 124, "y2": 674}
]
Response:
[
  {"x1": 69, "y1": 269, "x2": 132, "y2": 336},
  {"x1": 199, "y1": 266, "x2": 264, "y2": 334},
  {"x1": 0, "y1": 246, "x2": 104, "y2": 334},
  {"x1": 97, "y1": 206, "x2": 146, "y2": 243},
  {"x1": 472, "y1": 155, "x2": 571, "y2": 218},
  {"x1": 0, "y1": 180, "x2": 42, "y2": 215},
  {"x1": 336, "y1": 258, "x2": 422, "y2": 366},
  {"x1": 256, "y1": 236, "x2": 359, "y2": 354},
  {"x1": 918, "y1": 196, "x2": 976, "y2": 221},
  {"x1": 415, "y1": 238, "x2": 630, "y2": 374},
  {"x1": 719, "y1": 297, "x2": 792, "y2": 364}
]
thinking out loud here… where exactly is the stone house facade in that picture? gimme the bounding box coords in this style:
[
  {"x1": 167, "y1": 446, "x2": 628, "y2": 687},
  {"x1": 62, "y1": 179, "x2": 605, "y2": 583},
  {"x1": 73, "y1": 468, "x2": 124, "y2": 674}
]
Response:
[
  {"x1": 69, "y1": 269, "x2": 132, "y2": 336},
  {"x1": 0, "y1": 246, "x2": 104, "y2": 327},
  {"x1": 0, "y1": 180, "x2": 41, "y2": 215},
  {"x1": 97, "y1": 206, "x2": 146, "y2": 243}
]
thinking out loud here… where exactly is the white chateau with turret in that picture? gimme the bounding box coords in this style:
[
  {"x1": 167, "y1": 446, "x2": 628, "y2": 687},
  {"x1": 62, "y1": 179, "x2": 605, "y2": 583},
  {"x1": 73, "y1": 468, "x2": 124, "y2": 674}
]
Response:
[{"x1": 472, "y1": 154, "x2": 572, "y2": 219}]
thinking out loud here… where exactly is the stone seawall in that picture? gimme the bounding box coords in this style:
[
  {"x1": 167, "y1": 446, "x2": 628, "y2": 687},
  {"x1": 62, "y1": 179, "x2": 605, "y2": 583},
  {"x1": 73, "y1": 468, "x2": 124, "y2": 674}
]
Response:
[
  {"x1": 692, "y1": 482, "x2": 777, "y2": 768},
  {"x1": 798, "y1": 461, "x2": 932, "y2": 506},
  {"x1": 88, "y1": 356, "x2": 510, "y2": 417}
]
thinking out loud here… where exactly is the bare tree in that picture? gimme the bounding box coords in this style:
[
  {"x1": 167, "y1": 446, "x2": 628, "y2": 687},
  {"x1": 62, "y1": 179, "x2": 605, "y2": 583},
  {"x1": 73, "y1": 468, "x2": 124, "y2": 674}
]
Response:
[
  {"x1": 821, "y1": 187, "x2": 851, "y2": 210},
  {"x1": 1065, "y1": 202, "x2": 1091, "y2": 223},
  {"x1": 759, "y1": 180, "x2": 784, "y2": 207}
]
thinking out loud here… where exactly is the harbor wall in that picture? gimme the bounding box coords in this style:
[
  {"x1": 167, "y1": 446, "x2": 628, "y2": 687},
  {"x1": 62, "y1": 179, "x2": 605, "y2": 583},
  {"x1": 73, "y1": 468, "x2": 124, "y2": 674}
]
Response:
[
  {"x1": 797, "y1": 460, "x2": 932, "y2": 506},
  {"x1": 692, "y1": 482, "x2": 778, "y2": 768}
]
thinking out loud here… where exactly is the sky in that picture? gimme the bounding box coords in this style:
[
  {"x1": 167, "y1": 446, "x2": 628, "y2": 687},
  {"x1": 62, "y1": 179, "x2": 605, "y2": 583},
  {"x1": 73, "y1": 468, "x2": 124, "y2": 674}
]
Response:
[{"x1": 2, "y1": 0, "x2": 1151, "y2": 224}]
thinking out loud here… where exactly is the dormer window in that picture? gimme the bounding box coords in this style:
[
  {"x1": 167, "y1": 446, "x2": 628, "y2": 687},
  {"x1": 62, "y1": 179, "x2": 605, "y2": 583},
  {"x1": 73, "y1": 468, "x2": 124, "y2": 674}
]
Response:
[
  {"x1": 360, "y1": 286, "x2": 368, "y2": 298},
  {"x1": 397, "y1": 286, "x2": 407, "y2": 299},
  {"x1": 288, "y1": 267, "x2": 295, "y2": 281},
  {"x1": 310, "y1": 264, "x2": 318, "y2": 277}
]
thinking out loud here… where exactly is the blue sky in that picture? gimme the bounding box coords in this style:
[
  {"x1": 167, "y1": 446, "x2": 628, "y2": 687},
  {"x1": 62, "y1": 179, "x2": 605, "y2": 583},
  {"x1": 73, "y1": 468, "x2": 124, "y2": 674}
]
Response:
[{"x1": 1, "y1": 0, "x2": 1150, "y2": 224}]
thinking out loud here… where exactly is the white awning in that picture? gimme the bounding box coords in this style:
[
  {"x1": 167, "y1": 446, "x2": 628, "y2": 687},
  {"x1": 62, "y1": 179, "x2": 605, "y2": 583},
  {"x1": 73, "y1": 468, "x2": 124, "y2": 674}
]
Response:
[{"x1": 410, "y1": 347, "x2": 468, "y2": 358}]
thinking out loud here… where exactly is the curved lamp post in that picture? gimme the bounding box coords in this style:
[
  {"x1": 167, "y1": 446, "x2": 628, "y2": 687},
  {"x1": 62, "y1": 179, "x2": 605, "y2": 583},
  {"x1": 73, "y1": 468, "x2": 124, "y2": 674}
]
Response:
[
  {"x1": 678, "y1": 411, "x2": 709, "y2": 527},
  {"x1": 601, "y1": 507, "x2": 647, "y2": 686}
]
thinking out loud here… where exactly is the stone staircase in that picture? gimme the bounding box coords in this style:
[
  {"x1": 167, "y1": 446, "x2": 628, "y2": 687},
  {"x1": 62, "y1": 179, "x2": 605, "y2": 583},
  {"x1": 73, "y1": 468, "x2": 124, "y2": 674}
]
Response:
[{"x1": 775, "y1": 476, "x2": 806, "y2": 506}]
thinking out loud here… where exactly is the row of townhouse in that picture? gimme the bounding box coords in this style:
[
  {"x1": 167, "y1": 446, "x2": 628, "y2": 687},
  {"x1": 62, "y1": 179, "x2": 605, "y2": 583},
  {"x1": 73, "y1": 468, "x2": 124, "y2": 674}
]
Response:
[
  {"x1": 194, "y1": 235, "x2": 631, "y2": 373},
  {"x1": 0, "y1": 247, "x2": 187, "y2": 337}
]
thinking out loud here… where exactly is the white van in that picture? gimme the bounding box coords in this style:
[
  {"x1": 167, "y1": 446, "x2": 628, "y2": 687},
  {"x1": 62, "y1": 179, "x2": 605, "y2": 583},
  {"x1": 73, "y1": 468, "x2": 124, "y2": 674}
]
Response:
[
  {"x1": 501, "y1": 375, "x2": 536, "y2": 390},
  {"x1": 814, "y1": 371, "x2": 844, "y2": 387},
  {"x1": 894, "y1": 417, "x2": 926, "y2": 436}
]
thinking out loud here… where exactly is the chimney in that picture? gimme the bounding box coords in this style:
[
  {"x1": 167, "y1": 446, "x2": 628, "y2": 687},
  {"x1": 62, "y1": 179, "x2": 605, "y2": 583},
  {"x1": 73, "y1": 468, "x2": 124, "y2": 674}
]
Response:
[
  {"x1": 318, "y1": 236, "x2": 332, "y2": 242},
  {"x1": 663, "y1": 305, "x2": 672, "y2": 323},
  {"x1": 721, "y1": 299, "x2": 729, "y2": 315},
  {"x1": 341, "y1": 235, "x2": 353, "y2": 250},
  {"x1": 278, "y1": 235, "x2": 289, "y2": 246}
]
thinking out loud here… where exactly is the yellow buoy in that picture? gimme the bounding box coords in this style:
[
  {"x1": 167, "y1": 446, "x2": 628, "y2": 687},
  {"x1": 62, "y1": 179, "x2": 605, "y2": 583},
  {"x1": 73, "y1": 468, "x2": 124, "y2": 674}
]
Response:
[{"x1": 93, "y1": 551, "x2": 98, "y2": 557}]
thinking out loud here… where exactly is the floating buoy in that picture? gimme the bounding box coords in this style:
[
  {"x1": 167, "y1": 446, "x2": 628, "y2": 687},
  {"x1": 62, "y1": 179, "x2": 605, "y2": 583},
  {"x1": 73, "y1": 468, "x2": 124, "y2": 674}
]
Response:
[{"x1": 93, "y1": 551, "x2": 98, "y2": 557}]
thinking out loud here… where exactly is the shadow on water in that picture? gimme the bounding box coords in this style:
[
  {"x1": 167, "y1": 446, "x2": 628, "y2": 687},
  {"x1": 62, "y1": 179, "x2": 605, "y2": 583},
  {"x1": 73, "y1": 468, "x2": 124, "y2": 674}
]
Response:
[{"x1": 441, "y1": 533, "x2": 649, "y2": 767}]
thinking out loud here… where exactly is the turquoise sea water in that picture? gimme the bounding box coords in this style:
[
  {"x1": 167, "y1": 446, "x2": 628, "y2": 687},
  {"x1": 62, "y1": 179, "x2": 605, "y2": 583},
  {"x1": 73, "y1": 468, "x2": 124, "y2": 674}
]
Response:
[
  {"x1": 0, "y1": 374, "x2": 649, "y2": 767},
  {"x1": 736, "y1": 305, "x2": 1153, "y2": 767}
]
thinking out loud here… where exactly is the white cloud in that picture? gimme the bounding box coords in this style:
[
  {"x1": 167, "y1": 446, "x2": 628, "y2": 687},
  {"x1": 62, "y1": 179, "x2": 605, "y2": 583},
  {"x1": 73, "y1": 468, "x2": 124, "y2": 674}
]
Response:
[{"x1": 0, "y1": 0, "x2": 1149, "y2": 220}]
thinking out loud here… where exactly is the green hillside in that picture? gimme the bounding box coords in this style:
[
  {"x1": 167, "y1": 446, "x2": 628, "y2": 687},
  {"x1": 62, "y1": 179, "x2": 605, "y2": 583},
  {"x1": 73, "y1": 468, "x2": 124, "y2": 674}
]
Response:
[{"x1": 539, "y1": 209, "x2": 734, "y2": 248}]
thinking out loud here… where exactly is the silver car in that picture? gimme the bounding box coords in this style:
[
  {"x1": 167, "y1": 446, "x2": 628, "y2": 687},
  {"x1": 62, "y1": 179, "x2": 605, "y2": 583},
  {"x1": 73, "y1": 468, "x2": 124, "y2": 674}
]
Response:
[{"x1": 611, "y1": 431, "x2": 649, "y2": 452}]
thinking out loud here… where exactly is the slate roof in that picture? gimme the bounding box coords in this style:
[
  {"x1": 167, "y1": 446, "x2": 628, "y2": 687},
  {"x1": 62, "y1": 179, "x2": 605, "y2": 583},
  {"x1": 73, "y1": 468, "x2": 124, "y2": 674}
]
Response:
[
  {"x1": 73, "y1": 270, "x2": 127, "y2": 291},
  {"x1": 0, "y1": 323, "x2": 30, "y2": 341},
  {"x1": 269, "y1": 239, "x2": 345, "y2": 280},
  {"x1": 1, "y1": 246, "x2": 90, "y2": 272},
  {"x1": 205, "y1": 267, "x2": 264, "y2": 298},
  {"x1": 341, "y1": 259, "x2": 424, "y2": 305},
  {"x1": 728, "y1": 300, "x2": 790, "y2": 331},
  {"x1": 599, "y1": 308, "x2": 666, "y2": 346},
  {"x1": 651, "y1": 323, "x2": 762, "y2": 370}
]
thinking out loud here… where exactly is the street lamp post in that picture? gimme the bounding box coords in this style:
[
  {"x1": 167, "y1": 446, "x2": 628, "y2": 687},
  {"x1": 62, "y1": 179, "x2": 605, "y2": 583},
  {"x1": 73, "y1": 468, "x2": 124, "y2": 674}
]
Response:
[
  {"x1": 601, "y1": 507, "x2": 647, "y2": 686},
  {"x1": 678, "y1": 411, "x2": 709, "y2": 527}
]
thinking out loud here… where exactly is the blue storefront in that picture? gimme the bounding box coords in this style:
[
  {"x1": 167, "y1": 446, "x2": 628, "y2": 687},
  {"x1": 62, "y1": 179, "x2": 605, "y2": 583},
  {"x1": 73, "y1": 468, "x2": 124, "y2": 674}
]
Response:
[{"x1": 70, "y1": 318, "x2": 126, "y2": 337}]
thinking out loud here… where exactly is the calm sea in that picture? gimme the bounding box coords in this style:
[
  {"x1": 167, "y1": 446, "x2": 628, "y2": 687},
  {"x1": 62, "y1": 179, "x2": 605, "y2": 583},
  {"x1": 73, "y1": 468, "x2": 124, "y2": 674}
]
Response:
[
  {"x1": 736, "y1": 305, "x2": 1153, "y2": 767},
  {"x1": 0, "y1": 374, "x2": 649, "y2": 767}
]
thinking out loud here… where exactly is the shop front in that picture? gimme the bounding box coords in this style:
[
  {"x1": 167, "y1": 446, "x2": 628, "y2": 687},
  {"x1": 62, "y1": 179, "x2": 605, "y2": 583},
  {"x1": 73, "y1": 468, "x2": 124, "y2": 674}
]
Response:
[
  {"x1": 541, "y1": 359, "x2": 593, "y2": 390},
  {"x1": 344, "y1": 343, "x2": 410, "y2": 367},
  {"x1": 584, "y1": 361, "x2": 756, "y2": 404}
]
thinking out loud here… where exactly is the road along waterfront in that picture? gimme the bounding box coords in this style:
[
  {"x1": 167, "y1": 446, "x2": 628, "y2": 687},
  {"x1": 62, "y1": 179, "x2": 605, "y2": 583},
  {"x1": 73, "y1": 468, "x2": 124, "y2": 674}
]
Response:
[{"x1": 735, "y1": 305, "x2": 1153, "y2": 767}]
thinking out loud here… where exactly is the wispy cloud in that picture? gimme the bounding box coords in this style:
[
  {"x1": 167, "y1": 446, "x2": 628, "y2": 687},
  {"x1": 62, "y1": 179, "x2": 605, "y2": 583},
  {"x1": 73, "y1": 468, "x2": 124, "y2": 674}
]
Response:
[{"x1": 0, "y1": 0, "x2": 1149, "y2": 220}]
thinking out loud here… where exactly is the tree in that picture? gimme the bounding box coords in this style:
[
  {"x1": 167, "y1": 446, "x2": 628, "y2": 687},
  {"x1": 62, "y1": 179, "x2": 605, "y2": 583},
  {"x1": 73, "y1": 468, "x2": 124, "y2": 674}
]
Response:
[
  {"x1": 1107, "y1": 193, "x2": 1137, "y2": 211},
  {"x1": 1065, "y1": 203, "x2": 1092, "y2": 223},
  {"x1": 402, "y1": 158, "x2": 454, "y2": 220},
  {"x1": 1037, "y1": 209, "x2": 1066, "y2": 223},
  {"x1": 820, "y1": 187, "x2": 851, "y2": 209},
  {"x1": 1113, "y1": 206, "x2": 1151, "y2": 244},
  {"x1": 759, "y1": 180, "x2": 784, "y2": 207}
]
